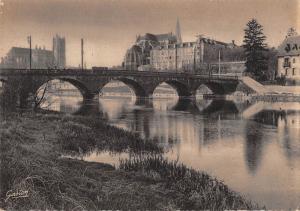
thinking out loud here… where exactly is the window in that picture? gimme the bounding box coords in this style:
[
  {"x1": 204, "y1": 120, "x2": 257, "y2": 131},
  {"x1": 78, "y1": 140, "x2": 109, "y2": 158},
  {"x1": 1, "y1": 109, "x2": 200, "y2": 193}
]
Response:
[
  {"x1": 293, "y1": 58, "x2": 296, "y2": 63},
  {"x1": 285, "y1": 68, "x2": 288, "y2": 76},
  {"x1": 292, "y1": 68, "x2": 295, "y2": 75},
  {"x1": 284, "y1": 58, "x2": 290, "y2": 67}
]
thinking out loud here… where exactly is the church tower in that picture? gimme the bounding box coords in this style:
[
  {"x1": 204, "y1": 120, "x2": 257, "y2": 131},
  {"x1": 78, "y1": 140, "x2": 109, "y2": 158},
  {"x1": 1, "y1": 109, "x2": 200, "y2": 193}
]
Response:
[
  {"x1": 53, "y1": 34, "x2": 66, "y2": 68},
  {"x1": 176, "y1": 18, "x2": 182, "y2": 44}
]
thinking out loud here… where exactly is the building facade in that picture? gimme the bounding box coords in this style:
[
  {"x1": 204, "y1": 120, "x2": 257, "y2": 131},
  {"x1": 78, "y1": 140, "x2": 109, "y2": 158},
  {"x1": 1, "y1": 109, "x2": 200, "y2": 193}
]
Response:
[
  {"x1": 150, "y1": 41, "x2": 198, "y2": 72},
  {"x1": 277, "y1": 35, "x2": 300, "y2": 85},
  {"x1": 0, "y1": 47, "x2": 53, "y2": 69},
  {"x1": 0, "y1": 35, "x2": 66, "y2": 69},
  {"x1": 124, "y1": 45, "x2": 143, "y2": 71},
  {"x1": 150, "y1": 37, "x2": 245, "y2": 73},
  {"x1": 123, "y1": 20, "x2": 246, "y2": 74}
]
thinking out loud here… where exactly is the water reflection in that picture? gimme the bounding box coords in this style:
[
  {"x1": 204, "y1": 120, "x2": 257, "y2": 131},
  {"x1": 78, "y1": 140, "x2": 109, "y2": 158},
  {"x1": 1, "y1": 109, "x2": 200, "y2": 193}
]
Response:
[
  {"x1": 42, "y1": 93, "x2": 300, "y2": 209},
  {"x1": 41, "y1": 94, "x2": 83, "y2": 113},
  {"x1": 97, "y1": 97, "x2": 300, "y2": 209},
  {"x1": 244, "y1": 121, "x2": 265, "y2": 174}
]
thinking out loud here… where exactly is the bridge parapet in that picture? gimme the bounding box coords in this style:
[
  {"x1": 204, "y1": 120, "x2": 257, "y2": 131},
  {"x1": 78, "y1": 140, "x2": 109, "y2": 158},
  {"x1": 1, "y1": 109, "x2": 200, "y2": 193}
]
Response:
[{"x1": 0, "y1": 68, "x2": 239, "y2": 80}]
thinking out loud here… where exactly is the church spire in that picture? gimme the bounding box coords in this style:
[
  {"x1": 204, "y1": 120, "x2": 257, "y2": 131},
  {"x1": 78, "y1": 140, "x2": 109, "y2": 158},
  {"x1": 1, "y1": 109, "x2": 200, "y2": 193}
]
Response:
[{"x1": 176, "y1": 17, "x2": 182, "y2": 44}]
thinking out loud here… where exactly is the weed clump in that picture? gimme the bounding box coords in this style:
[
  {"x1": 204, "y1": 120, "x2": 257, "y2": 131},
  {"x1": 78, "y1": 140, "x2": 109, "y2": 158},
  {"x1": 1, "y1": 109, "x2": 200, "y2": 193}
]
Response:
[
  {"x1": 57, "y1": 121, "x2": 97, "y2": 154},
  {"x1": 56, "y1": 116, "x2": 163, "y2": 155},
  {"x1": 120, "y1": 155, "x2": 262, "y2": 210}
]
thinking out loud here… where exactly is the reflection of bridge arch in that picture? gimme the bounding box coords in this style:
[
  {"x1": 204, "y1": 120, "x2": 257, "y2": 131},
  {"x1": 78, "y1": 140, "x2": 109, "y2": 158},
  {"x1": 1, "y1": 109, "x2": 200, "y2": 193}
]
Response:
[
  {"x1": 194, "y1": 99, "x2": 213, "y2": 112},
  {"x1": 174, "y1": 99, "x2": 237, "y2": 114}
]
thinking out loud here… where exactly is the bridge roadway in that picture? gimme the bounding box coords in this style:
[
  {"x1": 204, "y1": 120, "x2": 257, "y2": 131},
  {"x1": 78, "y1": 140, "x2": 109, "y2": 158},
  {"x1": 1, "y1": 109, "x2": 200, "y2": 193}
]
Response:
[{"x1": 0, "y1": 68, "x2": 252, "y2": 107}]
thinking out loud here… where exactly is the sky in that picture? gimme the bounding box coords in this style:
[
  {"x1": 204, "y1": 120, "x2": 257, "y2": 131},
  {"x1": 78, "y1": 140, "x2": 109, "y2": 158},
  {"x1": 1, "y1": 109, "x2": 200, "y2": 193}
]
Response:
[{"x1": 0, "y1": 0, "x2": 299, "y2": 68}]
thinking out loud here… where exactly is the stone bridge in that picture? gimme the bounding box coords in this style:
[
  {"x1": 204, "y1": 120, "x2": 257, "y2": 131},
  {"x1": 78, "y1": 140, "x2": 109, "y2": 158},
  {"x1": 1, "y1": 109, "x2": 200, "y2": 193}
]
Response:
[{"x1": 0, "y1": 68, "x2": 251, "y2": 107}]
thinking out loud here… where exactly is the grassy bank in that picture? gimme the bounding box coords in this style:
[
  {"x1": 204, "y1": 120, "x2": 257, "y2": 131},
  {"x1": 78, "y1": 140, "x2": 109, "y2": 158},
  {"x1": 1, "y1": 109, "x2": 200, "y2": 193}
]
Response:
[{"x1": 0, "y1": 112, "x2": 261, "y2": 210}]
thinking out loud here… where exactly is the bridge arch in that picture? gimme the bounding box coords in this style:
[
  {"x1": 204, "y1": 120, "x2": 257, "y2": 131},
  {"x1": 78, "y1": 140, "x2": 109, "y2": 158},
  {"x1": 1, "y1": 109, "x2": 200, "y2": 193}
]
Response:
[
  {"x1": 99, "y1": 77, "x2": 148, "y2": 98},
  {"x1": 155, "y1": 80, "x2": 191, "y2": 98},
  {"x1": 33, "y1": 77, "x2": 93, "y2": 100},
  {"x1": 152, "y1": 82, "x2": 178, "y2": 98},
  {"x1": 195, "y1": 82, "x2": 226, "y2": 95},
  {"x1": 58, "y1": 78, "x2": 93, "y2": 99},
  {"x1": 195, "y1": 84, "x2": 213, "y2": 95}
]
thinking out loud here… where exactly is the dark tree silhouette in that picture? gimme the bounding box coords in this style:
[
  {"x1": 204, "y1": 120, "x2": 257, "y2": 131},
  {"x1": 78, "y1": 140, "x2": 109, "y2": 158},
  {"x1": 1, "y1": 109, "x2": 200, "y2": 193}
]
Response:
[
  {"x1": 243, "y1": 19, "x2": 269, "y2": 80},
  {"x1": 266, "y1": 47, "x2": 278, "y2": 80}
]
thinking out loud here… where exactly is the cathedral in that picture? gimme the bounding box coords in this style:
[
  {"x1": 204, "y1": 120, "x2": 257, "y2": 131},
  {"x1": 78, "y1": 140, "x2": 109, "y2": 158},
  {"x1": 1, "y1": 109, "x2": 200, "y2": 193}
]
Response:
[
  {"x1": 0, "y1": 35, "x2": 66, "y2": 69},
  {"x1": 123, "y1": 19, "x2": 246, "y2": 74}
]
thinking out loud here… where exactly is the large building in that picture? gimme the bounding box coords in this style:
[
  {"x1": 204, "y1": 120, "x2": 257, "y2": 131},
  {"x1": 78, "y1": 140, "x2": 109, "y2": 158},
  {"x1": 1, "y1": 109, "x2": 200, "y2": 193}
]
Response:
[
  {"x1": 123, "y1": 19, "x2": 246, "y2": 74},
  {"x1": 124, "y1": 32, "x2": 178, "y2": 71},
  {"x1": 151, "y1": 36, "x2": 245, "y2": 74},
  {"x1": 0, "y1": 35, "x2": 66, "y2": 69},
  {"x1": 277, "y1": 34, "x2": 300, "y2": 85},
  {"x1": 0, "y1": 47, "x2": 54, "y2": 69}
]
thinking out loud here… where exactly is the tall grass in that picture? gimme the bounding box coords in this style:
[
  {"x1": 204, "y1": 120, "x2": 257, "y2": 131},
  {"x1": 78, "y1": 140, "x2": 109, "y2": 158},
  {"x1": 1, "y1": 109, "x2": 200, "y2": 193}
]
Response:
[
  {"x1": 55, "y1": 115, "x2": 163, "y2": 155},
  {"x1": 120, "y1": 155, "x2": 262, "y2": 210}
]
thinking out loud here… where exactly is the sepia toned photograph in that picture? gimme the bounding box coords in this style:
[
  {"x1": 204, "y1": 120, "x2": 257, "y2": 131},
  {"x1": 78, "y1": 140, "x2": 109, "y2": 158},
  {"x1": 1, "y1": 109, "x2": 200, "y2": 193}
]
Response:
[{"x1": 0, "y1": 0, "x2": 299, "y2": 210}]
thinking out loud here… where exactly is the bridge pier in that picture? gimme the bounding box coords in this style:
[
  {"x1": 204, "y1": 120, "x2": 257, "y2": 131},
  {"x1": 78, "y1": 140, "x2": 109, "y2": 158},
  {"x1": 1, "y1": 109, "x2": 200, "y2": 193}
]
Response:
[{"x1": 82, "y1": 92, "x2": 97, "y2": 101}]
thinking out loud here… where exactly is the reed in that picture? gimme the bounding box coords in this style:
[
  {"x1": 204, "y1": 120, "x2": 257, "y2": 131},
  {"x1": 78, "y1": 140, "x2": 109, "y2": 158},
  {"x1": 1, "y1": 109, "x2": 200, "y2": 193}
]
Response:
[
  {"x1": 120, "y1": 155, "x2": 262, "y2": 210},
  {"x1": 56, "y1": 115, "x2": 163, "y2": 155}
]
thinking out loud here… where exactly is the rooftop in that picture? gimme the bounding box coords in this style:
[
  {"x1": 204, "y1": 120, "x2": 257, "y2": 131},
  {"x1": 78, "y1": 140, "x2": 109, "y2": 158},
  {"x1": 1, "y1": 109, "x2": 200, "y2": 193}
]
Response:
[
  {"x1": 9, "y1": 47, "x2": 52, "y2": 55},
  {"x1": 155, "y1": 33, "x2": 177, "y2": 42},
  {"x1": 277, "y1": 35, "x2": 300, "y2": 57},
  {"x1": 137, "y1": 32, "x2": 177, "y2": 43}
]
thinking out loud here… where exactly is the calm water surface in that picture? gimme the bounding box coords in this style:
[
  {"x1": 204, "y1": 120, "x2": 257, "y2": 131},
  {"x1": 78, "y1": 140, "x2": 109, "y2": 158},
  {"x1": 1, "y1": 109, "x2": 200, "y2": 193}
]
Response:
[{"x1": 43, "y1": 93, "x2": 300, "y2": 209}]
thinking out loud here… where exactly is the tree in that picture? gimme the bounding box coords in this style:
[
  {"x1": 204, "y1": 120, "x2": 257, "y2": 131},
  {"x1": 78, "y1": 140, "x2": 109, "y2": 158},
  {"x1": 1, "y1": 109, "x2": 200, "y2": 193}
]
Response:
[
  {"x1": 32, "y1": 82, "x2": 49, "y2": 110},
  {"x1": 266, "y1": 47, "x2": 278, "y2": 80},
  {"x1": 243, "y1": 19, "x2": 269, "y2": 80}
]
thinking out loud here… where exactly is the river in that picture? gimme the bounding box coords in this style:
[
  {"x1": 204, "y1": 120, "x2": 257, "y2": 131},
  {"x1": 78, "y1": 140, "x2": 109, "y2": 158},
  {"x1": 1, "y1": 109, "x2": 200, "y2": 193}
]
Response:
[{"x1": 42, "y1": 91, "x2": 300, "y2": 209}]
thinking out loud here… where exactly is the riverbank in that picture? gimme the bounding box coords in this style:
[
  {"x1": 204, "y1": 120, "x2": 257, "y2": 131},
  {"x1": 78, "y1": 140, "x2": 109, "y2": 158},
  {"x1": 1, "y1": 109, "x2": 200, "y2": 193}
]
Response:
[{"x1": 0, "y1": 111, "x2": 261, "y2": 210}]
